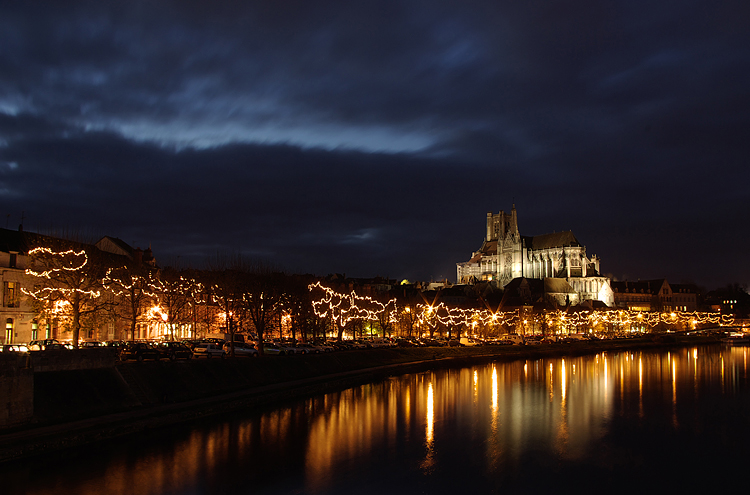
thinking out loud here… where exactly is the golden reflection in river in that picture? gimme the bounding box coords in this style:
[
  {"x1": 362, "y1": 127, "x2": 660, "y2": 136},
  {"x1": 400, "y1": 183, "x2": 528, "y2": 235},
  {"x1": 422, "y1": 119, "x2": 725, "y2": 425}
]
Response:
[
  {"x1": 490, "y1": 366, "x2": 498, "y2": 435},
  {"x1": 473, "y1": 369, "x2": 478, "y2": 404},
  {"x1": 491, "y1": 366, "x2": 498, "y2": 414},
  {"x1": 405, "y1": 383, "x2": 411, "y2": 438},
  {"x1": 672, "y1": 357, "x2": 679, "y2": 428},
  {"x1": 555, "y1": 358, "x2": 569, "y2": 456},
  {"x1": 639, "y1": 355, "x2": 643, "y2": 417},
  {"x1": 30, "y1": 346, "x2": 750, "y2": 495},
  {"x1": 548, "y1": 362, "x2": 554, "y2": 402},
  {"x1": 422, "y1": 381, "x2": 435, "y2": 472}
]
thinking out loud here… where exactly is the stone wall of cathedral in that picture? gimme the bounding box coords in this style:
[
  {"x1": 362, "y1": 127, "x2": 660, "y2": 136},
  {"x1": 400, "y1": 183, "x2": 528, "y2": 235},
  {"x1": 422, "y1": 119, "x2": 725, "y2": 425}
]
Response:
[{"x1": 457, "y1": 207, "x2": 613, "y2": 306}]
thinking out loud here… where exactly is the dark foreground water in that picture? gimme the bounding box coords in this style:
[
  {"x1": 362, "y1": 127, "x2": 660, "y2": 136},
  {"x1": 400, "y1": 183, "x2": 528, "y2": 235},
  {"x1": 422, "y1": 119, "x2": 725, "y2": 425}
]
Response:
[{"x1": 4, "y1": 344, "x2": 750, "y2": 494}]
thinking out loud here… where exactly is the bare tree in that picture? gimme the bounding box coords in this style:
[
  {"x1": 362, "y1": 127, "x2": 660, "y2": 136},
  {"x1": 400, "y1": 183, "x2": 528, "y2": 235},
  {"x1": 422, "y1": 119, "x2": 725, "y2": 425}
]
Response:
[
  {"x1": 103, "y1": 264, "x2": 157, "y2": 341},
  {"x1": 150, "y1": 267, "x2": 202, "y2": 341},
  {"x1": 23, "y1": 241, "x2": 113, "y2": 347},
  {"x1": 204, "y1": 264, "x2": 247, "y2": 357},
  {"x1": 241, "y1": 264, "x2": 286, "y2": 356}
]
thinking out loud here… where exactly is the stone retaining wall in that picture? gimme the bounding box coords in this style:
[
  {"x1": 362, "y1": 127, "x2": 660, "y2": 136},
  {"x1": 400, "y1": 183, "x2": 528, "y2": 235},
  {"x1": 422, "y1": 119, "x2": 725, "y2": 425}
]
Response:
[
  {"x1": 30, "y1": 347, "x2": 117, "y2": 372},
  {"x1": 0, "y1": 354, "x2": 33, "y2": 428}
]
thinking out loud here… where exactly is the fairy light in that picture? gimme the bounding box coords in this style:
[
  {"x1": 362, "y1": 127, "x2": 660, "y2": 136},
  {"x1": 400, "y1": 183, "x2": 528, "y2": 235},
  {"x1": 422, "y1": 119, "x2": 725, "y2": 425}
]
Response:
[
  {"x1": 308, "y1": 282, "x2": 398, "y2": 328},
  {"x1": 309, "y1": 282, "x2": 733, "y2": 337},
  {"x1": 103, "y1": 267, "x2": 160, "y2": 298},
  {"x1": 25, "y1": 247, "x2": 88, "y2": 278},
  {"x1": 22, "y1": 247, "x2": 102, "y2": 299}
]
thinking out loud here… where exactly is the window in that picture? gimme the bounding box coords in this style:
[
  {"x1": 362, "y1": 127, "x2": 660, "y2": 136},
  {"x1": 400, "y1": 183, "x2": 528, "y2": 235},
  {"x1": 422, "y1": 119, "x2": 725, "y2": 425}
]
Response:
[
  {"x1": 3, "y1": 281, "x2": 19, "y2": 308},
  {"x1": 9, "y1": 253, "x2": 17, "y2": 268}
]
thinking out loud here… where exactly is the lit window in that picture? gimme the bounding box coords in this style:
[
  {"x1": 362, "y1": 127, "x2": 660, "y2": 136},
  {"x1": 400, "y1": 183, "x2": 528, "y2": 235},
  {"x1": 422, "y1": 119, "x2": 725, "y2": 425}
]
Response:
[{"x1": 3, "y1": 281, "x2": 19, "y2": 308}]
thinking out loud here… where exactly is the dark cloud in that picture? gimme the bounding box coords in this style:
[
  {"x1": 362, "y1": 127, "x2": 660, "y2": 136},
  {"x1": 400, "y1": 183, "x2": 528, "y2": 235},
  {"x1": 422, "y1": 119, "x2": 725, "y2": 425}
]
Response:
[{"x1": 0, "y1": 1, "x2": 748, "y2": 289}]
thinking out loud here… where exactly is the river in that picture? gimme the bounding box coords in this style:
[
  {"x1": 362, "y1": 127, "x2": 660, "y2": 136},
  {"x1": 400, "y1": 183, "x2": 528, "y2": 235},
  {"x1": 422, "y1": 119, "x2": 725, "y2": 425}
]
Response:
[{"x1": 4, "y1": 344, "x2": 749, "y2": 494}]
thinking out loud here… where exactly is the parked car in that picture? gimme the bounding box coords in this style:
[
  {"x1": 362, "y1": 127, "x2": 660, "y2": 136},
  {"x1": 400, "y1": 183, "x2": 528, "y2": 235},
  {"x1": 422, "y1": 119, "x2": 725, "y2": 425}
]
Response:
[
  {"x1": 485, "y1": 339, "x2": 513, "y2": 346},
  {"x1": 274, "y1": 341, "x2": 301, "y2": 355},
  {"x1": 193, "y1": 342, "x2": 226, "y2": 359},
  {"x1": 295, "y1": 343, "x2": 322, "y2": 354},
  {"x1": 262, "y1": 342, "x2": 288, "y2": 355},
  {"x1": 223, "y1": 341, "x2": 258, "y2": 357},
  {"x1": 500, "y1": 334, "x2": 525, "y2": 345},
  {"x1": 350, "y1": 340, "x2": 370, "y2": 349},
  {"x1": 331, "y1": 341, "x2": 354, "y2": 351},
  {"x1": 180, "y1": 339, "x2": 204, "y2": 351},
  {"x1": 0, "y1": 344, "x2": 28, "y2": 353},
  {"x1": 28, "y1": 339, "x2": 61, "y2": 351},
  {"x1": 120, "y1": 342, "x2": 161, "y2": 361},
  {"x1": 369, "y1": 338, "x2": 395, "y2": 348},
  {"x1": 314, "y1": 341, "x2": 336, "y2": 352},
  {"x1": 396, "y1": 338, "x2": 417, "y2": 347},
  {"x1": 156, "y1": 341, "x2": 193, "y2": 360},
  {"x1": 80, "y1": 340, "x2": 103, "y2": 348},
  {"x1": 103, "y1": 340, "x2": 127, "y2": 350}
]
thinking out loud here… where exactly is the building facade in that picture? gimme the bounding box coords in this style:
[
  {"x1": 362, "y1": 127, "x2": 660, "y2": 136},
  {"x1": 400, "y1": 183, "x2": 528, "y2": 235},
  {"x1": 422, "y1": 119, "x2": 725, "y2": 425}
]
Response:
[
  {"x1": 611, "y1": 279, "x2": 698, "y2": 312},
  {"x1": 457, "y1": 206, "x2": 614, "y2": 306},
  {"x1": 0, "y1": 228, "x2": 174, "y2": 345}
]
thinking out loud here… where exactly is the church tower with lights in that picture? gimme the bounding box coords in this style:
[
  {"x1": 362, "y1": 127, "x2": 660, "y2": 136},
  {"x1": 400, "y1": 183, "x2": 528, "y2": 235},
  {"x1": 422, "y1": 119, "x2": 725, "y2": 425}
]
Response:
[{"x1": 456, "y1": 205, "x2": 613, "y2": 306}]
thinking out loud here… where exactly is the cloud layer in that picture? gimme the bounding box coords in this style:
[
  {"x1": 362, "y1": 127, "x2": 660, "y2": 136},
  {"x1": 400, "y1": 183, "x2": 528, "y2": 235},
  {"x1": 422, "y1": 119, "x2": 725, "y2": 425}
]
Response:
[{"x1": 1, "y1": 1, "x2": 749, "y2": 289}]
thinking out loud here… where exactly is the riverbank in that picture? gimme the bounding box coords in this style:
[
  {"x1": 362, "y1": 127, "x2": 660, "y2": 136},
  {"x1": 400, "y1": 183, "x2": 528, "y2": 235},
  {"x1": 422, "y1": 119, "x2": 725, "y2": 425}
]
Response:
[{"x1": 0, "y1": 335, "x2": 719, "y2": 464}]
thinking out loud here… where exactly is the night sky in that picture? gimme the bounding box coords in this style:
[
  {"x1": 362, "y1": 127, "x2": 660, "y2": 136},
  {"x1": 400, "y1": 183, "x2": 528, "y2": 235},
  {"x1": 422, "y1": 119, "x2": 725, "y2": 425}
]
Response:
[{"x1": 1, "y1": 1, "x2": 748, "y2": 290}]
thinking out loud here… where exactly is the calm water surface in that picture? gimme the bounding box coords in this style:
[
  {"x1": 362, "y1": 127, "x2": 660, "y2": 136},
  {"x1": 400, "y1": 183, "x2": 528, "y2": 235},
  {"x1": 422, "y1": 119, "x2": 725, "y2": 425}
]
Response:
[{"x1": 5, "y1": 344, "x2": 750, "y2": 494}]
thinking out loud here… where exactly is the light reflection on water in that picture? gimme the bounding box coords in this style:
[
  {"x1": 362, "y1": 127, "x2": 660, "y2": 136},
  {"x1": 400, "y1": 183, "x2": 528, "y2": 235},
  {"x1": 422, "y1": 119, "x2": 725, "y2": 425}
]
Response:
[{"x1": 5, "y1": 345, "x2": 750, "y2": 494}]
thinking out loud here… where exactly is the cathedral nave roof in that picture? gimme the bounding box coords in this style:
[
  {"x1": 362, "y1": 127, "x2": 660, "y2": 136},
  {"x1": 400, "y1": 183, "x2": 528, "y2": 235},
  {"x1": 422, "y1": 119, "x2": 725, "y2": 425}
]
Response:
[{"x1": 524, "y1": 231, "x2": 581, "y2": 250}]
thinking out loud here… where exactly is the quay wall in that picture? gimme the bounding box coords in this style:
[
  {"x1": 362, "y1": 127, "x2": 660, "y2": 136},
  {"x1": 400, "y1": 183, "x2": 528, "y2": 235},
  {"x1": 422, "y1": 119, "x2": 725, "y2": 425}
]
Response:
[
  {"x1": 0, "y1": 354, "x2": 33, "y2": 428},
  {"x1": 30, "y1": 347, "x2": 117, "y2": 372}
]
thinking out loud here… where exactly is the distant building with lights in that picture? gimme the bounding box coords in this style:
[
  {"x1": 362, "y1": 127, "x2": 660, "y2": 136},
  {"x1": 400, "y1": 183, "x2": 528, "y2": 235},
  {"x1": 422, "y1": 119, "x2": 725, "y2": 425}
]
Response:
[
  {"x1": 611, "y1": 279, "x2": 698, "y2": 312},
  {"x1": 456, "y1": 205, "x2": 614, "y2": 306}
]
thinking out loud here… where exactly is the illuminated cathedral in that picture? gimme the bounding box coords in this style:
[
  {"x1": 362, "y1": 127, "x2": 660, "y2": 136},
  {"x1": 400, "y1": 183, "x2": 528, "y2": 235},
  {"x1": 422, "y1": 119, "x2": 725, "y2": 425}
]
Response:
[{"x1": 456, "y1": 205, "x2": 614, "y2": 306}]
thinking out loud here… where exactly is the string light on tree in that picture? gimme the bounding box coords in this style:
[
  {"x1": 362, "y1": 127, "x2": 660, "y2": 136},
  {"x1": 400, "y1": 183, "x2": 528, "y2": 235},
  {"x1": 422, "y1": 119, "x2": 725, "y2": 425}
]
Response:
[{"x1": 22, "y1": 245, "x2": 109, "y2": 346}]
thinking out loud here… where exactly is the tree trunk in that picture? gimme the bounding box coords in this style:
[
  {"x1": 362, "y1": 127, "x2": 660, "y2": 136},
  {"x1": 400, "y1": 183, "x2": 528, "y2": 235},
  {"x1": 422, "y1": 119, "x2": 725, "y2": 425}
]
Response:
[{"x1": 72, "y1": 292, "x2": 81, "y2": 348}]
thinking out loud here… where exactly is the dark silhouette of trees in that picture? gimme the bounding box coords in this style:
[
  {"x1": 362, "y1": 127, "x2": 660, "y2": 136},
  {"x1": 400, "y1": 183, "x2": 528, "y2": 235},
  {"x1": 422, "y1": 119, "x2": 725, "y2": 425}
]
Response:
[
  {"x1": 242, "y1": 265, "x2": 286, "y2": 355},
  {"x1": 204, "y1": 262, "x2": 247, "y2": 356}
]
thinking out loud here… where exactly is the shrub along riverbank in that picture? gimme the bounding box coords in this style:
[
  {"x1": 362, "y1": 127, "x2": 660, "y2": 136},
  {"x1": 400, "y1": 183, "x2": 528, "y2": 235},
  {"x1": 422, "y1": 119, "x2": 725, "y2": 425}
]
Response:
[{"x1": 0, "y1": 335, "x2": 719, "y2": 463}]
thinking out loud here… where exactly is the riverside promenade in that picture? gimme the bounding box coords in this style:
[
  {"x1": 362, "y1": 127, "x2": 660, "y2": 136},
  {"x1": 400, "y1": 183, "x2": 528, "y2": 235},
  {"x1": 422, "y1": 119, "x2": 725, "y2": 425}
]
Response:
[{"x1": 0, "y1": 335, "x2": 718, "y2": 464}]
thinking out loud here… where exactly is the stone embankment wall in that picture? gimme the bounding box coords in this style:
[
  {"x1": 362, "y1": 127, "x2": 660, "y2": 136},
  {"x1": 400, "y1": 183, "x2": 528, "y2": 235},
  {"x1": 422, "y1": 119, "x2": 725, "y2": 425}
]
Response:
[
  {"x1": 0, "y1": 354, "x2": 33, "y2": 428},
  {"x1": 1, "y1": 348, "x2": 117, "y2": 428},
  {"x1": 30, "y1": 347, "x2": 117, "y2": 372}
]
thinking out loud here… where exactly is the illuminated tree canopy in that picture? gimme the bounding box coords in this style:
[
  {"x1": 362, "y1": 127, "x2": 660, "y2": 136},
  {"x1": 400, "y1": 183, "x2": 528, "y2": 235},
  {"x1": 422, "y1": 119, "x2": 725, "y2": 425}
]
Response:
[{"x1": 22, "y1": 244, "x2": 112, "y2": 346}]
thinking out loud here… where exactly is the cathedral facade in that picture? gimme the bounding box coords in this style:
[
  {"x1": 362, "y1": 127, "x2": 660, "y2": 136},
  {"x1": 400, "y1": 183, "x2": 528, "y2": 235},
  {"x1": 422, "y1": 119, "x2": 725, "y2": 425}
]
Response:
[{"x1": 456, "y1": 206, "x2": 614, "y2": 306}]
